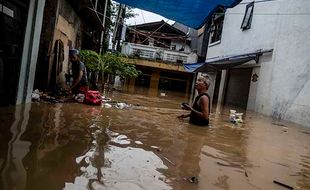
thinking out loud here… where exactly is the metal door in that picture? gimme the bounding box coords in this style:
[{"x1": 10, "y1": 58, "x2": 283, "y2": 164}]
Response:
[{"x1": 0, "y1": 0, "x2": 30, "y2": 106}]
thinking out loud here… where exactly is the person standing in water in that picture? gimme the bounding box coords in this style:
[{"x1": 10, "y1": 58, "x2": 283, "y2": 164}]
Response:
[{"x1": 178, "y1": 76, "x2": 211, "y2": 126}]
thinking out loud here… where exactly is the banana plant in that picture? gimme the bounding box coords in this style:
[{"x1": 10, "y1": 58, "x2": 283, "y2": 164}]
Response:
[{"x1": 80, "y1": 50, "x2": 140, "y2": 90}]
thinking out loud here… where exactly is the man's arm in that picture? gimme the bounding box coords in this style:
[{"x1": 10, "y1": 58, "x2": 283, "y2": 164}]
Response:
[
  {"x1": 70, "y1": 70, "x2": 83, "y2": 90},
  {"x1": 177, "y1": 114, "x2": 191, "y2": 119}
]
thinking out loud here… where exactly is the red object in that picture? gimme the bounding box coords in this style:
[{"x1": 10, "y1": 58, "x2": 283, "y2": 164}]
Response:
[
  {"x1": 79, "y1": 86, "x2": 89, "y2": 94},
  {"x1": 84, "y1": 90, "x2": 102, "y2": 105}
]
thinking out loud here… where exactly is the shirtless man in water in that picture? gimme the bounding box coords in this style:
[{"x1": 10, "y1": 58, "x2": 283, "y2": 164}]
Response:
[{"x1": 178, "y1": 76, "x2": 210, "y2": 126}]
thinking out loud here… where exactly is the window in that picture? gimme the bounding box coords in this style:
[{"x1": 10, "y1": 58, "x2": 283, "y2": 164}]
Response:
[
  {"x1": 210, "y1": 12, "x2": 224, "y2": 43},
  {"x1": 241, "y1": 2, "x2": 254, "y2": 30},
  {"x1": 0, "y1": 4, "x2": 15, "y2": 18}
]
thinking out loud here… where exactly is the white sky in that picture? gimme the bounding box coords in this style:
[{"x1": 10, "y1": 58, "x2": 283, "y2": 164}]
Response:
[{"x1": 125, "y1": 8, "x2": 175, "y2": 26}]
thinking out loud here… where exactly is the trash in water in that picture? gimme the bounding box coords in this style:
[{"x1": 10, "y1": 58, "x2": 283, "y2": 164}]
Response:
[
  {"x1": 230, "y1": 110, "x2": 243, "y2": 124},
  {"x1": 183, "y1": 176, "x2": 199, "y2": 184},
  {"x1": 103, "y1": 103, "x2": 112, "y2": 108},
  {"x1": 75, "y1": 93, "x2": 85, "y2": 103},
  {"x1": 115, "y1": 102, "x2": 130, "y2": 109},
  {"x1": 163, "y1": 156, "x2": 175, "y2": 166},
  {"x1": 102, "y1": 96, "x2": 112, "y2": 102},
  {"x1": 273, "y1": 180, "x2": 294, "y2": 189},
  {"x1": 32, "y1": 92, "x2": 40, "y2": 101}
]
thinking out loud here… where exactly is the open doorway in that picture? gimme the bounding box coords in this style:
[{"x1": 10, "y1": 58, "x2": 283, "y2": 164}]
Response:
[{"x1": 224, "y1": 68, "x2": 252, "y2": 109}]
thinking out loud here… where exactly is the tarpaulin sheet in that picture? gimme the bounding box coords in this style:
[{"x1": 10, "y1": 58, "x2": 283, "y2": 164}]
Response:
[{"x1": 113, "y1": 0, "x2": 242, "y2": 29}]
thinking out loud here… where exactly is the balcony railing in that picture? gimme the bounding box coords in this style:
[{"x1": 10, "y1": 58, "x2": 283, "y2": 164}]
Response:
[{"x1": 121, "y1": 42, "x2": 190, "y2": 64}]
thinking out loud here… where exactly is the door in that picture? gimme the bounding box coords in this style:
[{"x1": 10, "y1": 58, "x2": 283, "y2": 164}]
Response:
[
  {"x1": 224, "y1": 68, "x2": 252, "y2": 109},
  {"x1": 0, "y1": 0, "x2": 30, "y2": 105}
]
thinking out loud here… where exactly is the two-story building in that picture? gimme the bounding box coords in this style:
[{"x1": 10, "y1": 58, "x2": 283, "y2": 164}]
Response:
[
  {"x1": 199, "y1": 0, "x2": 310, "y2": 127},
  {"x1": 121, "y1": 21, "x2": 196, "y2": 98}
]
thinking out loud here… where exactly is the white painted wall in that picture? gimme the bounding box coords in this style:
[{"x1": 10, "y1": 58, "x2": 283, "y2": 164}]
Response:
[{"x1": 207, "y1": 0, "x2": 310, "y2": 127}]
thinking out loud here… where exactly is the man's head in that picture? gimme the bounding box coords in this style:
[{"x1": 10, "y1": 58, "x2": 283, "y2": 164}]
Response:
[
  {"x1": 69, "y1": 49, "x2": 80, "y2": 62},
  {"x1": 195, "y1": 76, "x2": 210, "y2": 92}
]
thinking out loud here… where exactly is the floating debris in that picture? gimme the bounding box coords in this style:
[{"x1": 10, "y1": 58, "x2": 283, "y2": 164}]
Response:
[
  {"x1": 183, "y1": 176, "x2": 199, "y2": 184},
  {"x1": 75, "y1": 93, "x2": 85, "y2": 103},
  {"x1": 229, "y1": 110, "x2": 243, "y2": 124},
  {"x1": 163, "y1": 156, "x2": 175, "y2": 166},
  {"x1": 134, "y1": 141, "x2": 143, "y2": 145},
  {"x1": 103, "y1": 103, "x2": 112, "y2": 108},
  {"x1": 31, "y1": 89, "x2": 41, "y2": 101},
  {"x1": 273, "y1": 180, "x2": 294, "y2": 189}
]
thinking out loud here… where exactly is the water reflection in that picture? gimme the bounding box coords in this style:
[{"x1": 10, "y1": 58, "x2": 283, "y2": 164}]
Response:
[
  {"x1": 0, "y1": 92, "x2": 309, "y2": 190},
  {"x1": 1, "y1": 105, "x2": 31, "y2": 190},
  {"x1": 65, "y1": 122, "x2": 171, "y2": 190}
]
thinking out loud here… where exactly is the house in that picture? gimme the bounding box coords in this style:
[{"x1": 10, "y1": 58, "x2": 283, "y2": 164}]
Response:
[
  {"x1": 0, "y1": 0, "x2": 45, "y2": 106},
  {"x1": 200, "y1": 0, "x2": 310, "y2": 126},
  {"x1": 121, "y1": 21, "x2": 196, "y2": 98},
  {"x1": 0, "y1": 0, "x2": 108, "y2": 106},
  {"x1": 34, "y1": 0, "x2": 107, "y2": 91}
]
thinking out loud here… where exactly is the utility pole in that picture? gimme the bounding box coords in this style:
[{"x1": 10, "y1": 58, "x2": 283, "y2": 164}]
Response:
[
  {"x1": 112, "y1": 4, "x2": 126, "y2": 51},
  {"x1": 99, "y1": 0, "x2": 109, "y2": 54}
]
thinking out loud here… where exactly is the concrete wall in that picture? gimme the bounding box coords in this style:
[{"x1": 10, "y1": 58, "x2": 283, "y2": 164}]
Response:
[
  {"x1": 49, "y1": 0, "x2": 81, "y2": 88},
  {"x1": 172, "y1": 22, "x2": 199, "y2": 51},
  {"x1": 207, "y1": 0, "x2": 310, "y2": 127},
  {"x1": 270, "y1": 0, "x2": 310, "y2": 126},
  {"x1": 16, "y1": 0, "x2": 46, "y2": 104},
  {"x1": 170, "y1": 41, "x2": 191, "y2": 53}
]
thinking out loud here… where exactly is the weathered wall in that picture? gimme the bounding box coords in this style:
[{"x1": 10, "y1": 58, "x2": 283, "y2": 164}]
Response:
[
  {"x1": 49, "y1": 0, "x2": 81, "y2": 88},
  {"x1": 35, "y1": 0, "x2": 82, "y2": 90},
  {"x1": 270, "y1": 0, "x2": 310, "y2": 126},
  {"x1": 35, "y1": 0, "x2": 58, "y2": 90},
  {"x1": 207, "y1": 0, "x2": 310, "y2": 127}
]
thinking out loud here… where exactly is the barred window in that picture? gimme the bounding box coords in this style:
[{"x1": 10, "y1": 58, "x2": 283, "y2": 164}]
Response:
[{"x1": 210, "y1": 12, "x2": 224, "y2": 43}]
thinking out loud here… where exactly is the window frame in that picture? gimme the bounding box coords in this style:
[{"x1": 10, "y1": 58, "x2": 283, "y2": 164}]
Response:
[
  {"x1": 210, "y1": 13, "x2": 225, "y2": 44},
  {"x1": 241, "y1": 2, "x2": 254, "y2": 31}
]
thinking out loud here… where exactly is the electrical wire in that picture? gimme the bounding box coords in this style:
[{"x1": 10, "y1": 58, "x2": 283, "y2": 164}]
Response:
[
  {"x1": 239, "y1": 0, "x2": 279, "y2": 4},
  {"x1": 87, "y1": 1, "x2": 177, "y2": 48},
  {"x1": 141, "y1": 19, "x2": 171, "y2": 44},
  {"x1": 140, "y1": 9, "x2": 146, "y2": 23}
]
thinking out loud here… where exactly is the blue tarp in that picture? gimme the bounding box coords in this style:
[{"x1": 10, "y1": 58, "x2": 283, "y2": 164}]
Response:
[{"x1": 113, "y1": 0, "x2": 242, "y2": 29}]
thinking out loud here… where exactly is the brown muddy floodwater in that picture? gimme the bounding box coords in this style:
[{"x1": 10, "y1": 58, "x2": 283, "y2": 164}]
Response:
[{"x1": 0, "y1": 92, "x2": 310, "y2": 190}]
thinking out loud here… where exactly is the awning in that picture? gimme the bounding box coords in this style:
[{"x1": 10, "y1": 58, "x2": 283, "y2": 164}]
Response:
[
  {"x1": 113, "y1": 0, "x2": 242, "y2": 29},
  {"x1": 183, "y1": 49, "x2": 273, "y2": 73}
]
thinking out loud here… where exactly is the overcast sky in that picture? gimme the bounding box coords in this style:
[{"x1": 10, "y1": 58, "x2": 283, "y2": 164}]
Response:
[{"x1": 125, "y1": 8, "x2": 175, "y2": 26}]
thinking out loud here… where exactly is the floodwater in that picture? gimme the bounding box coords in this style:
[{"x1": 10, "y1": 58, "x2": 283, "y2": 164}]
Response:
[{"x1": 0, "y1": 92, "x2": 310, "y2": 190}]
